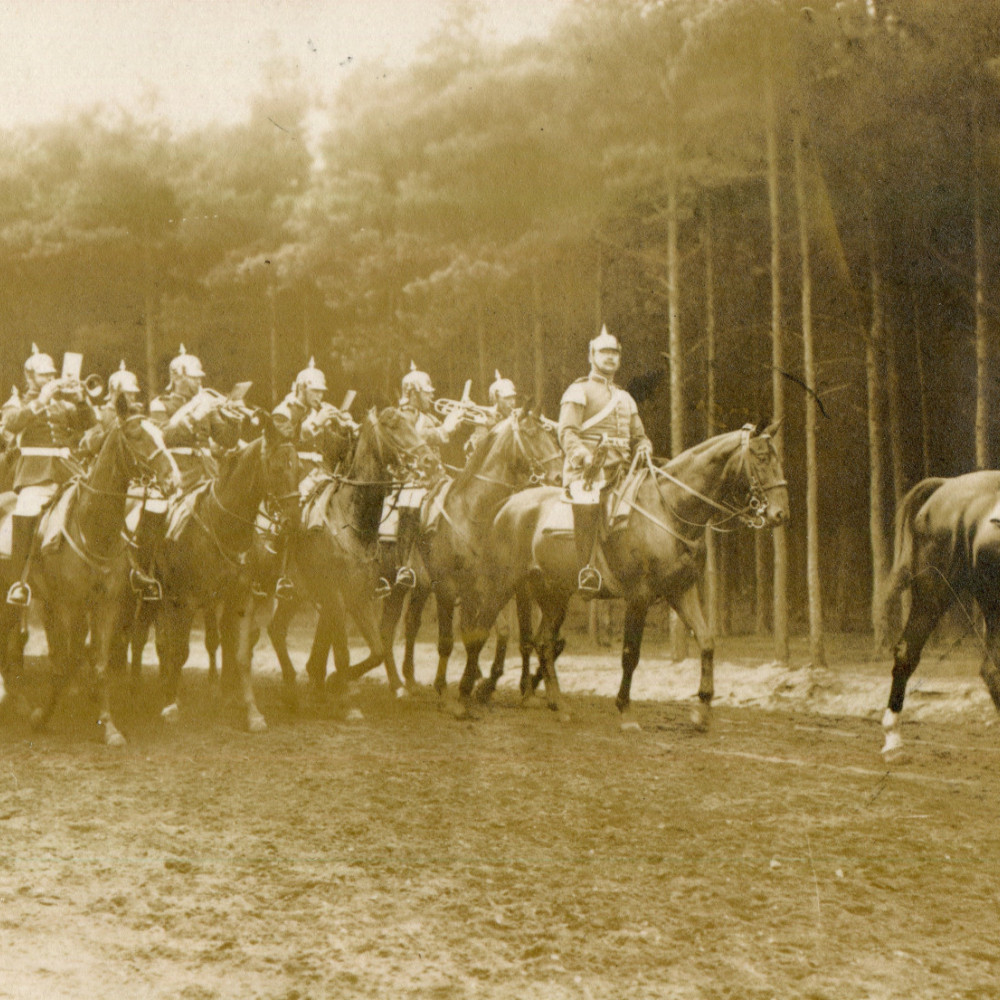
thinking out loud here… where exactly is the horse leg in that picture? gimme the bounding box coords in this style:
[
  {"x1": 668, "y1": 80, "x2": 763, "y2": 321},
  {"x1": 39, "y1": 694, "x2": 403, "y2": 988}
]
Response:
[
  {"x1": 222, "y1": 595, "x2": 267, "y2": 733},
  {"x1": 670, "y1": 584, "x2": 714, "y2": 731},
  {"x1": 615, "y1": 595, "x2": 654, "y2": 731},
  {"x1": 475, "y1": 599, "x2": 512, "y2": 706},
  {"x1": 156, "y1": 601, "x2": 195, "y2": 724},
  {"x1": 375, "y1": 585, "x2": 406, "y2": 693},
  {"x1": 882, "y1": 577, "x2": 952, "y2": 759},
  {"x1": 431, "y1": 585, "x2": 456, "y2": 697},
  {"x1": 31, "y1": 607, "x2": 84, "y2": 733},
  {"x1": 204, "y1": 606, "x2": 221, "y2": 683},
  {"x1": 534, "y1": 592, "x2": 572, "y2": 722},
  {"x1": 0, "y1": 604, "x2": 30, "y2": 721},
  {"x1": 403, "y1": 583, "x2": 432, "y2": 692},
  {"x1": 267, "y1": 594, "x2": 300, "y2": 709},
  {"x1": 456, "y1": 582, "x2": 514, "y2": 712},
  {"x1": 91, "y1": 603, "x2": 127, "y2": 748}
]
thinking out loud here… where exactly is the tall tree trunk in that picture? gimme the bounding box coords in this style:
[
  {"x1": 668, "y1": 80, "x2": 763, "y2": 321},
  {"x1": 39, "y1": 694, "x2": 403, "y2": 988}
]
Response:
[
  {"x1": 885, "y1": 321, "x2": 905, "y2": 505},
  {"x1": 766, "y1": 73, "x2": 789, "y2": 664},
  {"x1": 794, "y1": 116, "x2": 825, "y2": 668},
  {"x1": 866, "y1": 219, "x2": 892, "y2": 649},
  {"x1": 912, "y1": 284, "x2": 931, "y2": 478},
  {"x1": 142, "y1": 233, "x2": 157, "y2": 397},
  {"x1": 531, "y1": 271, "x2": 545, "y2": 413},
  {"x1": 666, "y1": 116, "x2": 687, "y2": 661},
  {"x1": 475, "y1": 300, "x2": 487, "y2": 400},
  {"x1": 702, "y1": 196, "x2": 719, "y2": 637},
  {"x1": 267, "y1": 282, "x2": 279, "y2": 407},
  {"x1": 974, "y1": 112, "x2": 989, "y2": 470}
]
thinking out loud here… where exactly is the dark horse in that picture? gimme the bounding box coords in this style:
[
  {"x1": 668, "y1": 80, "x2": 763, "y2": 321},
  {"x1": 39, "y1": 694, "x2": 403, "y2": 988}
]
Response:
[
  {"x1": 0, "y1": 394, "x2": 181, "y2": 746},
  {"x1": 880, "y1": 472, "x2": 1000, "y2": 758},
  {"x1": 460, "y1": 422, "x2": 788, "y2": 728},
  {"x1": 378, "y1": 409, "x2": 563, "y2": 695},
  {"x1": 153, "y1": 416, "x2": 300, "y2": 732},
  {"x1": 269, "y1": 407, "x2": 441, "y2": 705}
]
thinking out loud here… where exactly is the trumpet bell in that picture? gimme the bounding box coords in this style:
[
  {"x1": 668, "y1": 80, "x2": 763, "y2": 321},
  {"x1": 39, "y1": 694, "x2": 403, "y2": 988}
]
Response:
[{"x1": 433, "y1": 396, "x2": 491, "y2": 426}]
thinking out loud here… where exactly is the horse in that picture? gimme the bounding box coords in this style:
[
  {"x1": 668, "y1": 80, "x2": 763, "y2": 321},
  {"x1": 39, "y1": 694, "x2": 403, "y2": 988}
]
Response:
[
  {"x1": 880, "y1": 472, "x2": 1000, "y2": 758},
  {"x1": 269, "y1": 407, "x2": 442, "y2": 705},
  {"x1": 459, "y1": 421, "x2": 788, "y2": 728},
  {"x1": 377, "y1": 409, "x2": 563, "y2": 696},
  {"x1": 152, "y1": 414, "x2": 300, "y2": 732},
  {"x1": 0, "y1": 393, "x2": 181, "y2": 746}
]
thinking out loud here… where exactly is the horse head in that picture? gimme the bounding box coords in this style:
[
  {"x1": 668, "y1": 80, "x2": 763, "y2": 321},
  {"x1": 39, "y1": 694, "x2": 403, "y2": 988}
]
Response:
[
  {"x1": 113, "y1": 393, "x2": 182, "y2": 495},
  {"x1": 741, "y1": 421, "x2": 788, "y2": 527},
  {"x1": 372, "y1": 406, "x2": 443, "y2": 483},
  {"x1": 506, "y1": 409, "x2": 563, "y2": 487},
  {"x1": 258, "y1": 412, "x2": 302, "y2": 524}
]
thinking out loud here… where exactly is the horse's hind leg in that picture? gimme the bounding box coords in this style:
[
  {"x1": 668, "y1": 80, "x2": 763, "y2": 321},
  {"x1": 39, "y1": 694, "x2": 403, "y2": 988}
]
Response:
[
  {"x1": 616, "y1": 595, "x2": 652, "y2": 731},
  {"x1": 403, "y1": 583, "x2": 431, "y2": 692},
  {"x1": 267, "y1": 595, "x2": 301, "y2": 709},
  {"x1": 669, "y1": 584, "x2": 714, "y2": 731},
  {"x1": 882, "y1": 577, "x2": 952, "y2": 758}
]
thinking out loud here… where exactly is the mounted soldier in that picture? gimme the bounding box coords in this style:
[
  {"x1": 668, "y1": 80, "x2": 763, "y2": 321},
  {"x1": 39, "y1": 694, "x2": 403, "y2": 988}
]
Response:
[
  {"x1": 80, "y1": 361, "x2": 144, "y2": 457},
  {"x1": 558, "y1": 325, "x2": 652, "y2": 593},
  {"x1": 2, "y1": 345, "x2": 97, "y2": 605},
  {"x1": 377, "y1": 364, "x2": 458, "y2": 593},
  {"x1": 464, "y1": 370, "x2": 519, "y2": 457}
]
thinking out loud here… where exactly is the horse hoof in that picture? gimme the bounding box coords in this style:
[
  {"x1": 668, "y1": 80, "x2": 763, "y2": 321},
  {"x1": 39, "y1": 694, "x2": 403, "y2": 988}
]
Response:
[
  {"x1": 105, "y1": 730, "x2": 127, "y2": 749},
  {"x1": 557, "y1": 711, "x2": 572, "y2": 725},
  {"x1": 473, "y1": 682, "x2": 493, "y2": 705},
  {"x1": 450, "y1": 699, "x2": 474, "y2": 721},
  {"x1": 434, "y1": 681, "x2": 448, "y2": 698},
  {"x1": 29, "y1": 708, "x2": 46, "y2": 731},
  {"x1": 690, "y1": 703, "x2": 711, "y2": 731},
  {"x1": 161, "y1": 704, "x2": 179, "y2": 725},
  {"x1": 881, "y1": 730, "x2": 904, "y2": 761},
  {"x1": 247, "y1": 714, "x2": 268, "y2": 734},
  {"x1": 394, "y1": 686, "x2": 410, "y2": 700},
  {"x1": 345, "y1": 707, "x2": 364, "y2": 722},
  {"x1": 621, "y1": 718, "x2": 642, "y2": 732}
]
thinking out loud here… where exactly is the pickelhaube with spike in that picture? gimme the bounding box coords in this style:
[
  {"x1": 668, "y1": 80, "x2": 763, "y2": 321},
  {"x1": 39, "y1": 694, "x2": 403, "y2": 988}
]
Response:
[
  {"x1": 488, "y1": 369, "x2": 516, "y2": 405},
  {"x1": 588, "y1": 324, "x2": 621, "y2": 356},
  {"x1": 23, "y1": 343, "x2": 57, "y2": 378},
  {"x1": 168, "y1": 343, "x2": 205, "y2": 379},
  {"x1": 401, "y1": 361, "x2": 434, "y2": 397},
  {"x1": 107, "y1": 360, "x2": 140, "y2": 398},
  {"x1": 294, "y1": 357, "x2": 327, "y2": 393}
]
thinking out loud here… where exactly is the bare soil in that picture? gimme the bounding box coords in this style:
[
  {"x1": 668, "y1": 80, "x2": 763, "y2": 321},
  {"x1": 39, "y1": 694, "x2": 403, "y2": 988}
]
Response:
[{"x1": 1, "y1": 623, "x2": 998, "y2": 1000}]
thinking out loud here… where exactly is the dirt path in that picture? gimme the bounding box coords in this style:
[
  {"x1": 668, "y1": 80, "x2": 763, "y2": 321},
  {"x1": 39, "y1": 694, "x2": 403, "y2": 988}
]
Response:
[{"x1": 1, "y1": 635, "x2": 998, "y2": 1000}]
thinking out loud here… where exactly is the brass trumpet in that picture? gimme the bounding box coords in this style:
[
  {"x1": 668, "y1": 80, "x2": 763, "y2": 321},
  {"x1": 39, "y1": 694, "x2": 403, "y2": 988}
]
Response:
[
  {"x1": 51, "y1": 373, "x2": 104, "y2": 400},
  {"x1": 433, "y1": 396, "x2": 492, "y2": 426}
]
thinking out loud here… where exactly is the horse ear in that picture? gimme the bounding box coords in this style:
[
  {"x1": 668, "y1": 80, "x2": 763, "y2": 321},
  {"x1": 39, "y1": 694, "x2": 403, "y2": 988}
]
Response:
[
  {"x1": 761, "y1": 417, "x2": 783, "y2": 438},
  {"x1": 114, "y1": 390, "x2": 129, "y2": 422}
]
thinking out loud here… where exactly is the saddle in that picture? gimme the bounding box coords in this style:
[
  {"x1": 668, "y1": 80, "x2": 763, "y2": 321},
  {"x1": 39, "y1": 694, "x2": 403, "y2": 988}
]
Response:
[
  {"x1": 420, "y1": 477, "x2": 453, "y2": 534},
  {"x1": 301, "y1": 475, "x2": 337, "y2": 532},
  {"x1": 165, "y1": 482, "x2": 210, "y2": 543},
  {"x1": 38, "y1": 482, "x2": 79, "y2": 556},
  {"x1": 540, "y1": 465, "x2": 648, "y2": 536}
]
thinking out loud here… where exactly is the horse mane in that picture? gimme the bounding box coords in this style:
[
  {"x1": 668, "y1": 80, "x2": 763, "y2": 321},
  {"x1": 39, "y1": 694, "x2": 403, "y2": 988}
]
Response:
[{"x1": 453, "y1": 422, "x2": 505, "y2": 488}]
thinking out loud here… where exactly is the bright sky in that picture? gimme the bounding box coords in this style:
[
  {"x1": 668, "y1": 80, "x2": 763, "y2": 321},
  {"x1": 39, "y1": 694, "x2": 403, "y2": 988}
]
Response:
[{"x1": 0, "y1": 0, "x2": 569, "y2": 130}]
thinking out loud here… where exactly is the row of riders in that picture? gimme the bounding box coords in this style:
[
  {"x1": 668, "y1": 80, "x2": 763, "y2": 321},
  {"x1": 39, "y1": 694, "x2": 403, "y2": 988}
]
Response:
[{"x1": 0, "y1": 329, "x2": 791, "y2": 749}]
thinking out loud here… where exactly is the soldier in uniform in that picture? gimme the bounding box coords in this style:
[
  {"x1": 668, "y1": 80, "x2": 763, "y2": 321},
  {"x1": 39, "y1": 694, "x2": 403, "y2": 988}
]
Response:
[
  {"x1": 378, "y1": 364, "x2": 460, "y2": 591},
  {"x1": 463, "y1": 370, "x2": 518, "y2": 458},
  {"x1": 2, "y1": 344, "x2": 97, "y2": 605},
  {"x1": 80, "y1": 361, "x2": 144, "y2": 457},
  {"x1": 557, "y1": 325, "x2": 652, "y2": 593},
  {"x1": 149, "y1": 345, "x2": 219, "y2": 488}
]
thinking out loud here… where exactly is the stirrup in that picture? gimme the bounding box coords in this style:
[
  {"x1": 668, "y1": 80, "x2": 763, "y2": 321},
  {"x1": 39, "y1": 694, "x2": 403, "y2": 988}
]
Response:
[
  {"x1": 6, "y1": 581, "x2": 31, "y2": 607},
  {"x1": 577, "y1": 565, "x2": 602, "y2": 595},
  {"x1": 275, "y1": 576, "x2": 295, "y2": 601},
  {"x1": 395, "y1": 566, "x2": 417, "y2": 590},
  {"x1": 375, "y1": 577, "x2": 392, "y2": 599},
  {"x1": 129, "y1": 569, "x2": 162, "y2": 602}
]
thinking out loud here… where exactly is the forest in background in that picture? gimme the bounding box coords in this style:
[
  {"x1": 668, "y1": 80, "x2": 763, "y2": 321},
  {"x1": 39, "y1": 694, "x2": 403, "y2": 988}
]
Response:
[{"x1": 0, "y1": 0, "x2": 997, "y2": 652}]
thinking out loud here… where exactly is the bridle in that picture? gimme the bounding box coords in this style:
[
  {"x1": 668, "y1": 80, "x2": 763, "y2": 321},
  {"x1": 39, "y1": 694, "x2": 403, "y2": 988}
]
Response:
[{"x1": 463, "y1": 414, "x2": 562, "y2": 491}]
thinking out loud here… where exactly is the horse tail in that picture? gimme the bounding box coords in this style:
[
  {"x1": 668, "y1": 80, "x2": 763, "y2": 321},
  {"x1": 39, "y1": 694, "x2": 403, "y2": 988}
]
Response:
[{"x1": 883, "y1": 476, "x2": 947, "y2": 612}]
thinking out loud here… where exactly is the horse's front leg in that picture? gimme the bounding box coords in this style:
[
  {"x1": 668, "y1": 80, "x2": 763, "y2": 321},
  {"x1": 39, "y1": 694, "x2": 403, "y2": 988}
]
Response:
[
  {"x1": 32, "y1": 605, "x2": 84, "y2": 734},
  {"x1": 156, "y1": 599, "x2": 195, "y2": 724},
  {"x1": 402, "y1": 582, "x2": 432, "y2": 692},
  {"x1": 91, "y1": 597, "x2": 127, "y2": 748},
  {"x1": 222, "y1": 594, "x2": 266, "y2": 733},
  {"x1": 375, "y1": 584, "x2": 406, "y2": 694},
  {"x1": 616, "y1": 594, "x2": 653, "y2": 731},
  {"x1": 0, "y1": 604, "x2": 31, "y2": 721},
  {"x1": 431, "y1": 583, "x2": 456, "y2": 696},
  {"x1": 267, "y1": 594, "x2": 301, "y2": 709},
  {"x1": 670, "y1": 584, "x2": 714, "y2": 730}
]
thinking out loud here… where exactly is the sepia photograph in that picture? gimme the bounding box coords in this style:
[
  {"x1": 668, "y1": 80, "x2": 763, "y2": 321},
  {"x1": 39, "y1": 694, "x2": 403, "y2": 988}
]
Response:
[{"x1": 0, "y1": 1, "x2": 998, "y2": 997}]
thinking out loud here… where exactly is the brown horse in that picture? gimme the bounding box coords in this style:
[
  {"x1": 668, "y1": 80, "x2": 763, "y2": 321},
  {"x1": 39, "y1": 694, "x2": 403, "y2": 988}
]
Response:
[
  {"x1": 880, "y1": 472, "x2": 1000, "y2": 758},
  {"x1": 377, "y1": 410, "x2": 563, "y2": 696},
  {"x1": 0, "y1": 394, "x2": 181, "y2": 745},
  {"x1": 269, "y1": 407, "x2": 441, "y2": 705},
  {"x1": 461, "y1": 422, "x2": 788, "y2": 728},
  {"x1": 153, "y1": 415, "x2": 300, "y2": 732}
]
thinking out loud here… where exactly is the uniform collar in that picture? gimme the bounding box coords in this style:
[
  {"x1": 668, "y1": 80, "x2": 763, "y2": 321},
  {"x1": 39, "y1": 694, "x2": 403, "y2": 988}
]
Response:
[{"x1": 588, "y1": 370, "x2": 617, "y2": 388}]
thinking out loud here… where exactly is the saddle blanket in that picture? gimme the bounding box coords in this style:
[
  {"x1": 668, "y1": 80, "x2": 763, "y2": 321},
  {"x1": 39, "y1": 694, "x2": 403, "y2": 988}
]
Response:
[
  {"x1": 165, "y1": 483, "x2": 210, "y2": 543},
  {"x1": 39, "y1": 483, "x2": 78, "y2": 555},
  {"x1": 540, "y1": 469, "x2": 647, "y2": 536}
]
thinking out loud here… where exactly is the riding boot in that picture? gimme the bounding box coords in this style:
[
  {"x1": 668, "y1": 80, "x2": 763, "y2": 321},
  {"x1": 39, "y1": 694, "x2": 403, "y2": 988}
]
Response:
[
  {"x1": 6, "y1": 514, "x2": 39, "y2": 607},
  {"x1": 131, "y1": 505, "x2": 166, "y2": 600},
  {"x1": 394, "y1": 508, "x2": 418, "y2": 589},
  {"x1": 572, "y1": 503, "x2": 602, "y2": 595}
]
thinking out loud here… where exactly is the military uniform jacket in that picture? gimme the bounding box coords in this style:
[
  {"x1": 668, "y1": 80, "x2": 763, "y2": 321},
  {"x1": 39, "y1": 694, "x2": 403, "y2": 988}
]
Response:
[
  {"x1": 558, "y1": 372, "x2": 649, "y2": 481},
  {"x1": 399, "y1": 402, "x2": 449, "y2": 452},
  {"x1": 1, "y1": 389, "x2": 95, "y2": 490}
]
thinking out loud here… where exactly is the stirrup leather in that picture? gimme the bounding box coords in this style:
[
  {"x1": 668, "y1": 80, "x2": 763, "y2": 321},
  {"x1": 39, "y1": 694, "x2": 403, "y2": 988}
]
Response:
[
  {"x1": 6, "y1": 581, "x2": 31, "y2": 607},
  {"x1": 577, "y1": 565, "x2": 602, "y2": 594}
]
